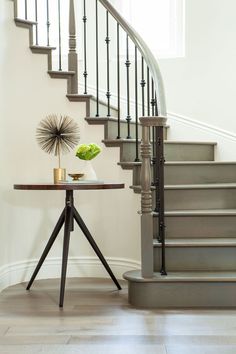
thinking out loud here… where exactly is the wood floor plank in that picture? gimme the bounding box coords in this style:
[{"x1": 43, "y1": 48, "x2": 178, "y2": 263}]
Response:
[{"x1": 0, "y1": 278, "x2": 236, "y2": 353}]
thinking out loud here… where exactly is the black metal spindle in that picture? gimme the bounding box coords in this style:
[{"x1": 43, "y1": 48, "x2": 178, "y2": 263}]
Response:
[
  {"x1": 147, "y1": 66, "x2": 150, "y2": 116},
  {"x1": 25, "y1": 0, "x2": 28, "y2": 20},
  {"x1": 125, "y1": 35, "x2": 131, "y2": 138},
  {"x1": 155, "y1": 92, "x2": 159, "y2": 116},
  {"x1": 117, "y1": 23, "x2": 121, "y2": 139},
  {"x1": 58, "y1": 0, "x2": 62, "y2": 71},
  {"x1": 151, "y1": 78, "x2": 157, "y2": 214},
  {"x1": 95, "y1": 0, "x2": 99, "y2": 117},
  {"x1": 155, "y1": 124, "x2": 167, "y2": 275},
  {"x1": 46, "y1": 0, "x2": 50, "y2": 46},
  {"x1": 134, "y1": 46, "x2": 139, "y2": 162},
  {"x1": 35, "y1": 0, "x2": 38, "y2": 45},
  {"x1": 83, "y1": 0, "x2": 88, "y2": 94},
  {"x1": 151, "y1": 78, "x2": 155, "y2": 116},
  {"x1": 140, "y1": 57, "x2": 146, "y2": 116},
  {"x1": 105, "y1": 11, "x2": 111, "y2": 117}
]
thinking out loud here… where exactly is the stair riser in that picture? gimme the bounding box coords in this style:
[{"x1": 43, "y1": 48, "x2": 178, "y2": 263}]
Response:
[
  {"x1": 90, "y1": 100, "x2": 118, "y2": 118},
  {"x1": 165, "y1": 188, "x2": 236, "y2": 210},
  {"x1": 120, "y1": 143, "x2": 214, "y2": 163},
  {"x1": 105, "y1": 121, "x2": 168, "y2": 140},
  {"x1": 133, "y1": 163, "x2": 236, "y2": 185},
  {"x1": 154, "y1": 246, "x2": 236, "y2": 271},
  {"x1": 127, "y1": 281, "x2": 236, "y2": 308},
  {"x1": 154, "y1": 215, "x2": 236, "y2": 238}
]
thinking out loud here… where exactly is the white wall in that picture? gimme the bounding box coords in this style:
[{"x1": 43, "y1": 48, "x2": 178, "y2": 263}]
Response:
[
  {"x1": 0, "y1": 0, "x2": 141, "y2": 290},
  {"x1": 158, "y1": 0, "x2": 236, "y2": 159}
]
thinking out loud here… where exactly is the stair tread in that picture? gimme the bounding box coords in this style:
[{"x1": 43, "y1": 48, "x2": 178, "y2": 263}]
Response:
[
  {"x1": 119, "y1": 161, "x2": 236, "y2": 167},
  {"x1": 30, "y1": 45, "x2": 56, "y2": 50},
  {"x1": 132, "y1": 183, "x2": 236, "y2": 190},
  {"x1": 48, "y1": 70, "x2": 75, "y2": 75},
  {"x1": 103, "y1": 139, "x2": 217, "y2": 145},
  {"x1": 14, "y1": 18, "x2": 37, "y2": 25},
  {"x1": 124, "y1": 270, "x2": 236, "y2": 283},
  {"x1": 153, "y1": 238, "x2": 236, "y2": 247},
  {"x1": 153, "y1": 209, "x2": 236, "y2": 216}
]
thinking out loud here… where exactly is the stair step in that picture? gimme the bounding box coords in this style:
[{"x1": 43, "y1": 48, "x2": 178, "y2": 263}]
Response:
[
  {"x1": 132, "y1": 161, "x2": 236, "y2": 184},
  {"x1": 48, "y1": 70, "x2": 75, "y2": 79},
  {"x1": 67, "y1": 95, "x2": 118, "y2": 118},
  {"x1": 85, "y1": 117, "x2": 169, "y2": 140},
  {"x1": 30, "y1": 45, "x2": 56, "y2": 54},
  {"x1": 132, "y1": 183, "x2": 236, "y2": 209},
  {"x1": 103, "y1": 139, "x2": 216, "y2": 162},
  {"x1": 153, "y1": 238, "x2": 236, "y2": 271},
  {"x1": 153, "y1": 209, "x2": 236, "y2": 238},
  {"x1": 123, "y1": 270, "x2": 236, "y2": 307},
  {"x1": 14, "y1": 18, "x2": 37, "y2": 28}
]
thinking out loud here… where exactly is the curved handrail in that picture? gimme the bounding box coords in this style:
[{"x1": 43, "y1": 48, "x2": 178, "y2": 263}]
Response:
[{"x1": 98, "y1": 0, "x2": 167, "y2": 117}]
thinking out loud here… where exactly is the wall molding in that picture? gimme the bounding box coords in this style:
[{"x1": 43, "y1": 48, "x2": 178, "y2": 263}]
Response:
[
  {"x1": 168, "y1": 111, "x2": 236, "y2": 142},
  {"x1": 0, "y1": 257, "x2": 140, "y2": 292}
]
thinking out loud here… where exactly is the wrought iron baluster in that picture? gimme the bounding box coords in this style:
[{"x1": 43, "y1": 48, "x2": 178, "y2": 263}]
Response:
[
  {"x1": 95, "y1": 0, "x2": 99, "y2": 117},
  {"x1": 125, "y1": 35, "x2": 131, "y2": 138},
  {"x1": 35, "y1": 0, "x2": 38, "y2": 45},
  {"x1": 25, "y1": 0, "x2": 28, "y2": 20},
  {"x1": 58, "y1": 0, "x2": 62, "y2": 71},
  {"x1": 105, "y1": 11, "x2": 111, "y2": 117},
  {"x1": 117, "y1": 23, "x2": 121, "y2": 139},
  {"x1": 151, "y1": 78, "x2": 157, "y2": 223},
  {"x1": 155, "y1": 123, "x2": 167, "y2": 276},
  {"x1": 83, "y1": 0, "x2": 88, "y2": 94},
  {"x1": 46, "y1": 0, "x2": 50, "y2": 46},
  {"x1": 140, "y1": 57, "x2": 146, "y2": 116},
  {"x1": 147, "y1": 67, "x2": 150, "y2": 116},
  {"x1": 134, "y1": 46, "x2": 139, "y2": 162}
]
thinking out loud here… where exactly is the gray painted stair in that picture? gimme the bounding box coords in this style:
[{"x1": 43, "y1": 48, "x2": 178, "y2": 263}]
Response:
[
  {"x1": 86, "y1": 117, "x2": 169, "y2": 140},
  {"x1": 124, "y1": 270, "x2": 236, "y2": 308},
  {"x1": 131, "y1": 161, "x2": 236, "y2": 185},
  {"x1": 67, "y1": 95, "x2": 118, "y2": 118},
  {"x1": 132, "y1": 183, "x2": 236, "y2": 210},
  {"x1": 153, "y1": 210, "x2": 236, "y2": 238},
  {"x1": 103, "y1": 139, "x2": 216, "y2": 162},
  {"x1": 154, "y1": 238, "x2": 236, "y2": 271}
]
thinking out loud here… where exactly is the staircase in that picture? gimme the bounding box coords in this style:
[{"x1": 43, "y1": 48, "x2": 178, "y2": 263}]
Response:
[{"x1": 10, "y1": 0, "x2": 236, "y2": 308}]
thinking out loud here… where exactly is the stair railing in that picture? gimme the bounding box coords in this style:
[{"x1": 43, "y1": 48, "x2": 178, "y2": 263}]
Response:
[{"x1": 13, "y1": 0, "x2": 168, "y2": 277}]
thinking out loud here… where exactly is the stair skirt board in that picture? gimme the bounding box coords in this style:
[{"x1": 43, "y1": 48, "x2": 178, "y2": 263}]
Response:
[{"x1": 124, "y1": 270, "x2": 236, "y2": 308}]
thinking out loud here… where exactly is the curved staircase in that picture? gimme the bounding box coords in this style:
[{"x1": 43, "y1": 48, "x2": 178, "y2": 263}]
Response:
[{"x1": 10, "y1": 0, "x2": 236, "y2": 308}]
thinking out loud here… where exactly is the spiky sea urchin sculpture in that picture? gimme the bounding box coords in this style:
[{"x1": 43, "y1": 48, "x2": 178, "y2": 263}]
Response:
[{"x1": 36, "y1": 114, "x2": 80, "y2": 167}]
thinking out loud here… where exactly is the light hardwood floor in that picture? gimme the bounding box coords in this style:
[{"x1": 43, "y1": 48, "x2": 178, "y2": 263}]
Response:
[{"x1": 0, "y1": 278, "x2": 236, "y2": 353}]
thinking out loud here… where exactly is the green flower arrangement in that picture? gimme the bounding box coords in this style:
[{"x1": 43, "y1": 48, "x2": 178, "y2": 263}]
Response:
[{"x1": 76, "y1": 143, "x2": 101, "y2": 160}]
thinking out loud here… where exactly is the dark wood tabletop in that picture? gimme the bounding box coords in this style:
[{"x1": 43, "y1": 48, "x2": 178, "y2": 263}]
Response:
[{"x1": 14, "y1": 182, "x2": 125, "y2": 191}]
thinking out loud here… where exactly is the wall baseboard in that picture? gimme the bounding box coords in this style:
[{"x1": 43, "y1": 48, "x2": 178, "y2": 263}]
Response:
[{"x1": 0, "y1": 257, "x2": 140, "y2": 292}]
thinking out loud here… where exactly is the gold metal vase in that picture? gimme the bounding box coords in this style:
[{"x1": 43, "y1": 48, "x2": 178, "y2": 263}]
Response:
[{"x1": 53, "y1": 168, "x2": 66, "y2": 184}]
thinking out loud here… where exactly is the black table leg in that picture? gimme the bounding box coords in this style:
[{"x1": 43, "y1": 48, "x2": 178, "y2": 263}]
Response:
[
  {"x1": 72, "y1": 206, "x2": 122, "y2": 290},
  {"x1": 59, "y1": 193, "x2": 73, "y2": 307},
  {"x1": 26, "y1": 208, "x2": 65, "y2": 290}
]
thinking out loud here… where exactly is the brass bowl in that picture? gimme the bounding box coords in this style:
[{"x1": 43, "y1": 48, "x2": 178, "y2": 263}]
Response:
[{"x1": 68, "y1": 173, "x2": 84, "y2": 181}]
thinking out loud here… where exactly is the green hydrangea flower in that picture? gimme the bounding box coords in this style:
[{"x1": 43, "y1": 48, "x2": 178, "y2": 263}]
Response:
[{"x1": 76, "y1": 143, "x2": 101, "y2": 160}]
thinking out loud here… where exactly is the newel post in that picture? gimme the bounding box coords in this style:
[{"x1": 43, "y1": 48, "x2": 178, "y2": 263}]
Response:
[
  {"x1": 139, "y1": 116, "x2": 167, "y2": 278},
  {"x1": 68, "y1": 0, "x2": 78, "y2": 94}
]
